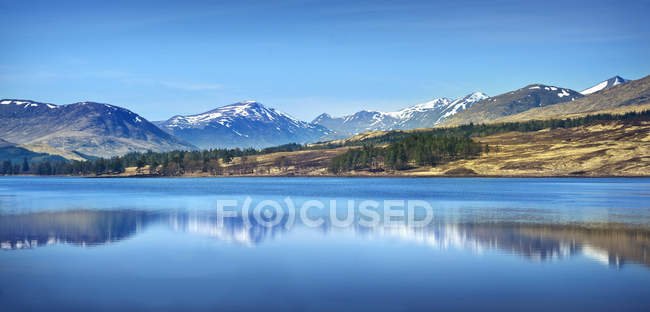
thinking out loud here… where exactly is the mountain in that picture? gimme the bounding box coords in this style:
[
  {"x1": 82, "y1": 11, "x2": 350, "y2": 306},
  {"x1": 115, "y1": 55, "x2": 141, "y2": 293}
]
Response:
[
  {"x1": 154, "y1": 101, "x2": 331, "y2": 149},
  {"x1": 581, "y1": 76, "x2": 629, "y2": 95},
  {"x1": 312, "y1": 110, "x2": 402, "y2": 138},
  {"x1": 496, "y1": 75, "x2": 650, "y2": 122},
  {"x1": 313, "y1": 92, "x2": 488, "y2": 137},
  {"x1": 397, "y1": 92, "x2": 489, "y2": 129},
  {"x1": 438, "y1": 85, "x2": 583, "y2": 126},
  {"x1": 0, "y1": 99, "x2": 196, "y2": 157}
]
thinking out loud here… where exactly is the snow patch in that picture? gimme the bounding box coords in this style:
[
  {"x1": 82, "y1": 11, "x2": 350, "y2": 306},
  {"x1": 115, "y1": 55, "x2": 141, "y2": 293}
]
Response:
[
  {"x1": 581, "y1": 80, "x2": 608, "y2": 95},
  {"x1": 557, "y1": 89, "x2": 570, "y2": 98}
]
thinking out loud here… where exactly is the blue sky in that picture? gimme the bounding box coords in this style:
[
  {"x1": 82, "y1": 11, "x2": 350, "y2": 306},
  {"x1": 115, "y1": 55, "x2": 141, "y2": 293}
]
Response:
[{"x1": 1, "y1": 0, "x2": 649, "y2": 121}]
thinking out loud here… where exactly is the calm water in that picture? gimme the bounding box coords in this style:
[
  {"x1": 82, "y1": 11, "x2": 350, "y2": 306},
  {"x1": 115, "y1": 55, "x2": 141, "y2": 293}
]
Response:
[{"x1": 1, "y1": 177, "x2": 649, "y2": 311}]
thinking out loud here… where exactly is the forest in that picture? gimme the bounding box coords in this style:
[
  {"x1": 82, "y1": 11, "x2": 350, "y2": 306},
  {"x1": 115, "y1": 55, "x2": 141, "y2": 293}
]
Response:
[{"x1": 328, "y1": 134, "x2": 485, "y2": 173}]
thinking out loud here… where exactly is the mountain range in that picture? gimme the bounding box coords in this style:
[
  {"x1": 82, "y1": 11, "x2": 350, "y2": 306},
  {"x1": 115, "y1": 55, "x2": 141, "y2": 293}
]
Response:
[
  {"x1": 496, "y1": 75, "x2": 649, "y2": 122},
  {"x1": 153, "y1": 101, "x2": 331, "y2": 149},
  {"x1": 313, "y1": 92, "x2": 488, "y2": 138},
  {"x1": 0, "y1": 75, "x2": 643, "y2": 159},
  {"x1": 438, "y1": 85, "x2": 584, "y2": 126}
]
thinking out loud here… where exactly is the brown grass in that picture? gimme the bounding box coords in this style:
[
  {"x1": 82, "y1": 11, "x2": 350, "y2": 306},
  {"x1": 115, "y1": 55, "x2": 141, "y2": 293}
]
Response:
[{"x1": 115, "y1": 120, "x2": 650, "y2": 178}]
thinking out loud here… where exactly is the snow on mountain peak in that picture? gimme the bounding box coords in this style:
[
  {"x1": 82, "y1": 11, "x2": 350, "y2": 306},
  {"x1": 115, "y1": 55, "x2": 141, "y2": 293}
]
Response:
[
  {"x1": 580, "y1": 76, "x2": 629, "y2": 95},
  {"x1": 165, "y1": 101, "x2": 304, "y2": 130},
  {"x1": 0, "y1": 99, "x2": 59, "y2": 109},
  {"x1": 391, "y1": 98, "x2": 451, "y2": 119},
  {"x1": 157, "y1": 101, "x2": 330, "y2": 149},
  {"x1": 312, "y1": 92, "x2": 489, "y2": 136},
  {"x1": 435, "y1": 92, "x2": 488, "y2": 122},
  {"x1": 466, "y1": 91, "x2": 489, "y2": 101}
]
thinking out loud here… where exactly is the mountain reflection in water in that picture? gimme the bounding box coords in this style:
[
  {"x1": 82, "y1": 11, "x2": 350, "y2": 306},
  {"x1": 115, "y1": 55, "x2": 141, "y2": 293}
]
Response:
[{"x1": 1, "y1": 209, "x2": 648, "y2": 269}]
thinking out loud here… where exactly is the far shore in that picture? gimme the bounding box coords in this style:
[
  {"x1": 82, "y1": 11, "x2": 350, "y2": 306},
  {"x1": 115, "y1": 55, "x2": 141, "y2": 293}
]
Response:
[{"x1": 4, "y1": 173, "x2": 649, "y2": 179}]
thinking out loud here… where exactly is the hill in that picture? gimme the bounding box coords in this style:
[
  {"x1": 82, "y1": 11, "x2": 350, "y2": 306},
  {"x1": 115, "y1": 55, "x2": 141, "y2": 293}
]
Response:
[
  {"x1": 495, "y1": 75, "x2": 650, "y2": 122},
  {"x1": 439, "y1": 85, "x2": 583, "y2": 126},
  {"x1": 0, "y1": 138, "x2": 68, "y2": 165},
  {"x1": 0, "y1": 99, "x2": 196, "y2": 157}
]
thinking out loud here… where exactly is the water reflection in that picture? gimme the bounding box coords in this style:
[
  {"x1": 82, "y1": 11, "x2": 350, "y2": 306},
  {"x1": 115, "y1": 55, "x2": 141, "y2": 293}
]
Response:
[
  {"x1": 1, "y1": 209, "x2": 648, "y2": 268},
  {"x1": 0, "y1": 210, "x2": 154, "y2": 249}
]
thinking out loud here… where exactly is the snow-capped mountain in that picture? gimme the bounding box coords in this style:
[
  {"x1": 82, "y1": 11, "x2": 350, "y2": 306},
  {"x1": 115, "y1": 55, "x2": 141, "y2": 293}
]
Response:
[
  {"x1": 312, "y1": 92, "x2": 488, "y2": 137},
  {"x1": 0, "y1": 99, "x2": 196, "y2": 157},
  {"x1": 581, "y1": 76, "x2": 629, "y2": 95},
  {"x1": 439, "y1": 85, "x2": 584, "y2": 126},
  {"x1": 154, "y1": 101, "x2": 331, "y2": 149}
]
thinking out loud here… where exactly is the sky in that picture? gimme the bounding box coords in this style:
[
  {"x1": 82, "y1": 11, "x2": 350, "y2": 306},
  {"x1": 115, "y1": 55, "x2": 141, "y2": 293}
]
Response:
[{"x1": 1, "y1": 0, "x2": 649, "y2": 122}]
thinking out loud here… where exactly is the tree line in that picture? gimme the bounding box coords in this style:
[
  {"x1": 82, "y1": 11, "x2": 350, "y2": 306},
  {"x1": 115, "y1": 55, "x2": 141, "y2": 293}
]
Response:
[
  {"x1": 350, "y1": 110, "x2": 650, "y2": 146},
  {"x1": 328, "y1": 134, "x2": 486, "y2": 173},
  {"x1": 1, "y1": 143, "x2": 319, "y2": 176}
]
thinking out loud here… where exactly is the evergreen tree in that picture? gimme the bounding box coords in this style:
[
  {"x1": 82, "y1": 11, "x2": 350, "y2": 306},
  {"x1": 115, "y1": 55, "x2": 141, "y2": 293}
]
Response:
[
  {"x1": 22, "y1": 157, "x2": 30, "y2": 172},
  {"x1": 1, "y1": 160, "x2": 11, "y2": 175}
]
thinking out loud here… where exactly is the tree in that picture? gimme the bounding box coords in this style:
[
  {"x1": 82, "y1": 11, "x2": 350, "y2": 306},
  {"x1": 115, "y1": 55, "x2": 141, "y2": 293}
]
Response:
[
  {"x1": 22, "y1": 157, "x2": 30, "y2": 173},
  {"x1": 149, "y1": 160, "x2": 160, "y2": 175},
  {"x1": 136, "y1": 156, "x2": 146, "y2": 173},
  {"x1": 1, "y1": 160, "x2": 11, "y2": 175},
  {"x1": 12, "y1": 164, "x2": 21, "y2": 175}
]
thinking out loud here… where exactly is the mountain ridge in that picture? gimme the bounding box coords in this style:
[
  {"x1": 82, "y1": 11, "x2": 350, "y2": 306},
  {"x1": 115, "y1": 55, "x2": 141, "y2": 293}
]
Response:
[
  {"x1": 154, "y1": 101, "x2": 331, "y2": 149},
  {"x1": 581, "y1": 76, "x2": 629, "y2": 95},
  {"x1": 495, "y1": 75, "x2": 650, "y2": 122},
  {"x1": 0, "y1": 99, "x2": 196, "y2": 157},
  {"x1": 438, "y1": 85, "x2": 583, "y2": 126},
  {"x1": 313, "y1": 92, "x2": 488, "y2": 138}
]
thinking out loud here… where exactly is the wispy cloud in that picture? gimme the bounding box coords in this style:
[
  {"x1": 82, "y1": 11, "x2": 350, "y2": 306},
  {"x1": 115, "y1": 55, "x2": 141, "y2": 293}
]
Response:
[{"x1": 0, "y1": 68, "x2": 224, "y2": 92}]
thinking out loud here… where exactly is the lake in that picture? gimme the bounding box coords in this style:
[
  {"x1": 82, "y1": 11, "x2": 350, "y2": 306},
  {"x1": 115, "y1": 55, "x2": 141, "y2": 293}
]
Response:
[{"x1": 1, "y1": 177, "x2": 649, "y2": 311}]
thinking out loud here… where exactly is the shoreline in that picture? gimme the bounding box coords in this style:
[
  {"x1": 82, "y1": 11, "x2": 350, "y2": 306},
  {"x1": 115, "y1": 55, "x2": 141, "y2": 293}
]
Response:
[{"x1": 3, "y1": 174, "x2": 647, "y2": 179}]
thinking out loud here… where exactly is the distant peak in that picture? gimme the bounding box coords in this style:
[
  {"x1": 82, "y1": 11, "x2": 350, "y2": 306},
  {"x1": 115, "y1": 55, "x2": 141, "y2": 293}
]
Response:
[
  {"x1": 410, "y1": 97, "x2": 450, "y2": 109},
  {"x1": 314, "y1": 112, "x2": 331, "y2": 119},
  {"x1": 1, "y1": 99, "x2": 58, "y2": 109},
  {"x1": 465, "y1": 91, "x2": 489, "y2": 100},
  {"x1": 450, "y1": 92, "x2": 486, "y2": 105},
  {"x1": 607, "y1": 76, "x2": 628, "y2": 83},
  {"x1": 581, "y1": 75, "x2": 629, "y2": 95},
  {"x1": 1, "y1": 99, "x2": 37, "y2": 104},
  {"x1": 524, "y1": 84, "x2": 564, "y2": 92}
]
